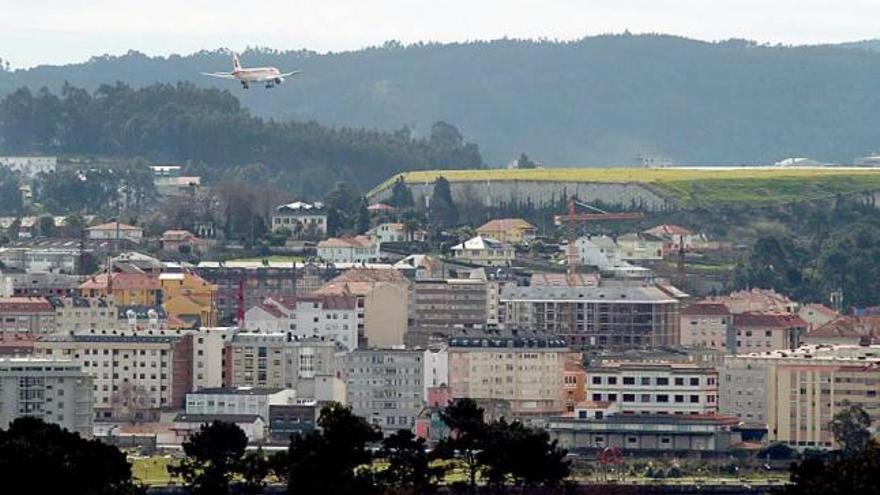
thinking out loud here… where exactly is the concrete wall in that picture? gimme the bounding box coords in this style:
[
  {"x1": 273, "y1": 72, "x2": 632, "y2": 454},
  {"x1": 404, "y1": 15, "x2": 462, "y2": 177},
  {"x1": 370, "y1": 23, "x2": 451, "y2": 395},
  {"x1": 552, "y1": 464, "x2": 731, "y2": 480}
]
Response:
[{"x1": 371, "y1": 179, "x2": 677, "y2": 211}]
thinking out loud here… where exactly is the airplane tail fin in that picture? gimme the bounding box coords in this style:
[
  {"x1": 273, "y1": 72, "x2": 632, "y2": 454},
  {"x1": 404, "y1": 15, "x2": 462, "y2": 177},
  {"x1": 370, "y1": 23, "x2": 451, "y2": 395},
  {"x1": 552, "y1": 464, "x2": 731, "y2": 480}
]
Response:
[{"x1": 232, "y1": 54, "x2": 242, "y2": 71}]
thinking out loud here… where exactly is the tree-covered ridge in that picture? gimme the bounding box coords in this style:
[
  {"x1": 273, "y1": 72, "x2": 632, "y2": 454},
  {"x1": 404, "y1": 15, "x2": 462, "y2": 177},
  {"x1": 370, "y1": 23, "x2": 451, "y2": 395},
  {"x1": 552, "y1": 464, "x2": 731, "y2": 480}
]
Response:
[
  {"x1": 4, "y1": 35, "x2": 880, "y2": 165},
  {"x1": 0, "y1": 82, "x2": 484, "y2": 195}
]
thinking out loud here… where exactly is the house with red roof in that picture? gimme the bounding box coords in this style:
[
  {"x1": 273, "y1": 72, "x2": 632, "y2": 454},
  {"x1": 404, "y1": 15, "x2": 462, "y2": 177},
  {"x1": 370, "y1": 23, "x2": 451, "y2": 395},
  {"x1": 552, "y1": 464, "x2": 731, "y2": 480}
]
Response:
[
  {"x1": 316, "y1": 236, "x2": 379, "y2": 263},
  {"x1": 732, "y1": 311, "x2": 807, "y2": 353}
]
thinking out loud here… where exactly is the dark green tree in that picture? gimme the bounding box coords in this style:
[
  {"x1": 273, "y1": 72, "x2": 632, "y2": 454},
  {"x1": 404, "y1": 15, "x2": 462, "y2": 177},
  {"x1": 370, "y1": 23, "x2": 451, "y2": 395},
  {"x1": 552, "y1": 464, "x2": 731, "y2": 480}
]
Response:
[
  {"x1": 516, "y1": 153, "x2": 537, "y2": 169},
  {"x1": 281, "y1": 403, "x2": 381, "y2": 495},
  {"x1": 0, "y1": 168, "x2": 22, "y2": 215},
  {"x1": 428, "y1": 176, "x2": 458, "y2": 228},
  {"x1": 0, "y1": 416, "x2": 141, "y2": 495},
  {"x1": 390, "y1": 176, "x2": 416, "y2": 208},
  {"x1": 355, "y1": 196, "x2": 371, "y2": 234},
  {"x1": 831, "y1": 402, "x2": 873, "y2": 458},
  {"x1": 38, "y1": 215, "x2": 56, "y2": 237},
  {"x1": 436, "y1": 398, "x2": 487, "y2": 492},
  {"x1": 377, "y1": 429, "x2": 442, "y2": 493},
  {"x1": 168, "y1": 420, "x2": 249, "y2": 495},
  {"x1": 239, "y1": 448, "x2": 271, "y2": 495},
  {"x1": 786, "y1": 442, "x2": 880, "y2": 495},
  {"x1": 480, "y1": 419, "x2": 569, "y2": 489}
]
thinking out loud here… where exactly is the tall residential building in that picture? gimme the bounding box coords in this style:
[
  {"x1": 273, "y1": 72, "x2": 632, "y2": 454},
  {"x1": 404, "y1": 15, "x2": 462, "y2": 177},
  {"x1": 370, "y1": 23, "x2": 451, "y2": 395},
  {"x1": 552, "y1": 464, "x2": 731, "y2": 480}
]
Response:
[
  {"x1": 731, "y1": 312, "x2": 806, "y2": 354},
  {"x1": 447, "y1": 335, "x2": 576, "y2": 417},
  {"x1": 34, "y1": 332, "x2": 193, "y2": 421},
  {"x1": 423, "y1": 345, "x2": 449, "y2": 400},
  {"x1": 584, "y1": 362, "x2": 719, "y2": 416},
  {"x1": 314, "y1": 268, "x2": 409, "y2": 348},
  {"x1": 192, "y1": 327, "x2": 237, "y2": 391},
  {"x1": 0, "y1": 357, "x2": 93, "y2": 437},
  {"x1": 228, "y1": 333, "x2": 344, "y2": 402},
  {"x1": 679, "y1": 302, "x2": 732, "y2": 352},
  {"x1": 344, "y1": 348, "x2": 424, "y2": 433},
  {"x1": 49, "y1": 296, "x2": 117, "y2": 335},
  {"x1": 0, "y1": 297, "x2": 56, "y2": 333},
  {"x1": 411, "y1": 278, "x2": 487, "y2": 330},
  {"x1": 195, "y1": 262, "x2": 299, "y2": 324},
  {"x1": 500, "y1": 280, "x2": 681, "y2": 350},
  {"x1": 243, "y1": 294, "x2": 358, "y2": 351},
  {"x1": 721, "y1": 345, "x2": 880, "y2": 449}
]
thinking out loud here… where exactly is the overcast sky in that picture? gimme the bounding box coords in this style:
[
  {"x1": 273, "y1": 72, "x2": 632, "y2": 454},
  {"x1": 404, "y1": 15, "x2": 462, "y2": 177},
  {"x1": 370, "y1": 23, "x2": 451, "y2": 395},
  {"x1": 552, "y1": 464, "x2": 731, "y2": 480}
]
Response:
[{"x1": 1, "y1": 0, "x2": 877, "y2": 68}]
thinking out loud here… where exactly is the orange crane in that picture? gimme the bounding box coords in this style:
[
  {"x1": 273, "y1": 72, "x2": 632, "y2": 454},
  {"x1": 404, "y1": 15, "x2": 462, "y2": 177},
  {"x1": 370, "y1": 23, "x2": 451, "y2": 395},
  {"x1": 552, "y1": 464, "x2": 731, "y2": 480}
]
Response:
[{"x1": 554, "y1": 199, "x2": 645, "y2": 285}]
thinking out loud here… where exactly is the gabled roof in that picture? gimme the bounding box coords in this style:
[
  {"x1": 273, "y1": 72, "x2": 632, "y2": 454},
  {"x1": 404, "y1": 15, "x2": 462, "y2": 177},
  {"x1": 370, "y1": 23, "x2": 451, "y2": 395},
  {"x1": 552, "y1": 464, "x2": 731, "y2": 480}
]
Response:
[
  {"x1": 681, "y1": 302, "x2": 732, "y2": 317},
  {"x1": 808, "y1": 316, "x2": 880, "y2": 340},
  {"x1": 452, "y1": 235, "x2": 507, "y2": 251},
  {"x1": 162, "y1": 230, "x2": 196, "y2": 241},
  {"x1": 317, "y1": 236, "x2": 375, "y2": 249},
  {"x1": 734, "y1": 311, "x2": 807, "y2": 329},
  {"x1": 0, "y1": 297, "x2": 54, "y2": 312},
  {"x1": 477, "y1": 218, "x2": 535, "y2": 233}
]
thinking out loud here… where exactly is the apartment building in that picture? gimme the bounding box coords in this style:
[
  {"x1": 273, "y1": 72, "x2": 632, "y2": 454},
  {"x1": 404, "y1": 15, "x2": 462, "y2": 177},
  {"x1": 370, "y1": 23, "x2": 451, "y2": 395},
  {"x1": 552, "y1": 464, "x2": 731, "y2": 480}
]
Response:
[
  {"x1": 721, "y1": 345, "x2": 880, "y2": 449},
  {"x1": 314, "y1": 268, "x2": 409, "y2": 348},
  {"x1": 0, "y1": 297, "x2": 56, "y2": 333},
  {"x1": 732, "y1": 312, "x2": 806, "y2": 354},
  {"x1": 447, "y1": 335, "x2": 575, "y2": 417},
  {"x1": 195, "y1": 261, "x2": 299, "y2": 324},
  {"x1": 423, "y1": 345, "x2": 449, "y2": 400},
  {"x1": 0, "y1": 357, "x2": 93, "y2": 438},
  {"x1": 192, "y1": 327, "x2": 237, "y2": 391},
  {"x1": 500, "y1": 280, "x2": 681, "y2": 350},
  {"x1": 344, "y1": 348, "x2": 424, "y2": 433},
  {"x1": 584, "y1": 362, "x2": 719, "y2": 416},
  {"x1": 49, "y1": 296, "x2": 117, "y2": 334},
  {"x1": 243, "y1": 294, "x2": 358, "y2": 351},
  {"x1": 228, "y1": 333, "x2": 344, "y2": 402},
  {"x1": 679, "y1": 302, "x2": 732, "y2": 352},
  {"x1": 34, "y1": 332, "x2": 193, "y2": 420},
  {"x1": 411, "y1": 278, "x2": 487, "y2": 330},
  {"x1": 1, "y1": 271, "x2": 82, "y2": 298},
  {"x1": 469, "y1": 267, "x2": 517, "y2": 327}
]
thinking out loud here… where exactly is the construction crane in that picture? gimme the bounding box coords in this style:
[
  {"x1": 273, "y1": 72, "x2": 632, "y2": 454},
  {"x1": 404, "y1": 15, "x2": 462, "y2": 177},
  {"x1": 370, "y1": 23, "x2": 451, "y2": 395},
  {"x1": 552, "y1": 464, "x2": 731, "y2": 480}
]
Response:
[{"x1": 553, "y1": 199, "x2": 645, "y2": 285}]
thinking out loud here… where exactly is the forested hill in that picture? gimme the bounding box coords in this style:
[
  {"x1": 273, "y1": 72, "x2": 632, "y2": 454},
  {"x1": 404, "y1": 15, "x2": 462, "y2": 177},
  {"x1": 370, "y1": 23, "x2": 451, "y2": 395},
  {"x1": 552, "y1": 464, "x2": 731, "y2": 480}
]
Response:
[
  {"x1": 0, "y1": 83, "x2": 484, "y2": 196},
  {"x1": 3, "y1": 35, "x2": 880, "y2": 166}
]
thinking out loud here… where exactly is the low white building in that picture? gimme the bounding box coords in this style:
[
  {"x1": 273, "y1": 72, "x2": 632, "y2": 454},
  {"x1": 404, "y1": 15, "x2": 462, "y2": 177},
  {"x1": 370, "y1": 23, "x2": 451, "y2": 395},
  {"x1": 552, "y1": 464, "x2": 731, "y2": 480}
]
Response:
[
  {"x1": 575, "y1": 235, "x2": 620, "y2": 269},
  {"x1": 86, "y1": 222, "x2": 144, "y2": 244},
  {"x1": 172, "y1": 414, "x2": 266, "y2": 443},
  {"x1": 451, "y1": 236, "x2": 515, "y2": 267},
  {"x1": 271, "y1": 201, "x2": 328, "y2": 236},
  {"x1": 317, "y1": 236, "x2": 380, "y2": 264},
  {"x1": 185, "y1": 387, "x2": 298, "y2": 421}
]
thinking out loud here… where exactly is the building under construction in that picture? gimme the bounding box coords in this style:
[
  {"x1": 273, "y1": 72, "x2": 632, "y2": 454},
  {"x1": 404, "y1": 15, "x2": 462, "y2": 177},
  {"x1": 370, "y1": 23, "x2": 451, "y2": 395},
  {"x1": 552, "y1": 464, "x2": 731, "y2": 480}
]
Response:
[{"x1": 499, "y1": 276, "x2": 682, "y2": 350}]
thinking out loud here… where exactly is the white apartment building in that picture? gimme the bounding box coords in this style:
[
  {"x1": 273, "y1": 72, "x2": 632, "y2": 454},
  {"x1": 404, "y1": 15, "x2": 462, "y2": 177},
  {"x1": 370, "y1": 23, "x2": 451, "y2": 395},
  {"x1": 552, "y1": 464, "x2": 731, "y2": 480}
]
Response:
[
  {"x1": 369, "y1": 222, "x2": 407, "y2": 243},
  {"x1": 344, "y1": 348, "x2": 424, "y2": 433},
  {"x1": 721, "y1": 344, "x2": 880, "y2": 448},
  {"x1": 584, "y1": 363, "x2": 719, "y2": 416},
  {"x1": 680, "y1": 302, "x2": 733, "y2": 352},
  {"x1": 192, "y1": 327, "x2": 237, "y2": 391},
  {"x1": 0, "y1": 358, "x2": 93, "y2": 437},
  {"x1": 50, "y1": 296, "x2": 117, "y2": 335},
  {"x1": 34, "y1": 332, "x2": 193, "y2": 420},
  {"x1": 451, "y1": 236, "x2": 515, "y2": 267},
  {"x1": 243, "y1": 295, "x2": 358, "y2": 351},
  {"x1": 0, "y1": 247, "x2": 80, "y2": 273},
  {"x1": 317, "y1": 236, "x2": 380, "y2": 264}
]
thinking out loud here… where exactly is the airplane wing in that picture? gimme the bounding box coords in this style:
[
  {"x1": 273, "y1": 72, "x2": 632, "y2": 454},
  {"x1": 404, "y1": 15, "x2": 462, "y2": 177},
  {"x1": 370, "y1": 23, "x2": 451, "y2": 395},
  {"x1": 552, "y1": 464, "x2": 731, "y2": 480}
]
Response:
[
  {"x1": 278, "y1": 70, "x2": 303, "y2": 78},
  {"x1": 201, "y1": 72, "x2": 237, "y2": 79}
]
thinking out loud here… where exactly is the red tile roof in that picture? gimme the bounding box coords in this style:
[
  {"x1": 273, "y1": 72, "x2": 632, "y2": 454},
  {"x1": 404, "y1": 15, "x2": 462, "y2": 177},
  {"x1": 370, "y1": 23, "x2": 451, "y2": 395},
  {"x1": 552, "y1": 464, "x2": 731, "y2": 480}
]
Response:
[
  {"x1": 645, "y1": 224, "x2": 694, "y2": 236},
  {"x1": 681, "y1": 302, "x2": 732, "y2": 316},
  {"x1": 808, "y1": 316, "x2": 880, "y2": 340},
  {"x1": 0, "y1": 297, "x2": 54, "y2": 312},
  {"x1": 733, "y1": 311, "x2": 807, "y2": 329},
  {"x1": 317, "y1": 235, "x2": 375, "y2": 249}
]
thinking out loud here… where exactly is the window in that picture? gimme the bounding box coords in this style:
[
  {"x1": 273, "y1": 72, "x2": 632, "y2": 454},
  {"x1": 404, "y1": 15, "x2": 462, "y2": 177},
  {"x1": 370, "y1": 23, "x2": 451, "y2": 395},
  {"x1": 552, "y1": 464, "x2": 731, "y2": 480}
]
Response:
[
  {"x1": 622, "y1": 394, "x2": 635, "y2": 403},
  {"x1": 675, "y1": 377, "x2": 684, "y2": 386},
  {"x1": 641, "y1": 377, "x2": 651, "y2": 386},
  {"x1": 656, "y1": 377, "x2": 669, "y2": 386},
  {"x1": 657, "y1": 394, "x2": 669, "y2": 403},
  {"x1": 690, "y1": 378, "x2": 699, "y2": 386},
  {"x1": 640, "y1": 394, "x2": 651, "y2": 403},
  {"x1": 623, "y1": 377, "x2": 635, "y2": 385},
  {"x1": 607, "y1": 376, "x2": 617, "y2": 385},
  {"x1": 592, "y1": 376, "x2": 602, "y2": 385},
  {"x1": 690, "y1": 395, "x2": 699, "y2": 403}
]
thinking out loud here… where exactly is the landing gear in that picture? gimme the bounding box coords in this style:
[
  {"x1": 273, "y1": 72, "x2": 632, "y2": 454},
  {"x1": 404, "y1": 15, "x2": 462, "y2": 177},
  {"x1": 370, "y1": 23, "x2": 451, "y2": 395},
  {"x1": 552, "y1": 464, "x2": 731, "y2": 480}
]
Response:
[
  {"x1": 241, "y1": 81, "x2": 250, "y2": 89},
  {"x1": 265, "y1": 82, "x2": 274, "y2": 89}
]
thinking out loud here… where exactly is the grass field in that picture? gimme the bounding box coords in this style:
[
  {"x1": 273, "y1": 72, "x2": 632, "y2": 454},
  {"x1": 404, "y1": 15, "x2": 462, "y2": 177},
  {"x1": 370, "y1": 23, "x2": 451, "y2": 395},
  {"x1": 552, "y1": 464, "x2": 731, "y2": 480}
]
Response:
[
  {"x1": 372, "y1": 167, "x2": 880, "y2": 206},
  {"x1": 131, "y1": 456, "x2": 178, "y2": 486}
]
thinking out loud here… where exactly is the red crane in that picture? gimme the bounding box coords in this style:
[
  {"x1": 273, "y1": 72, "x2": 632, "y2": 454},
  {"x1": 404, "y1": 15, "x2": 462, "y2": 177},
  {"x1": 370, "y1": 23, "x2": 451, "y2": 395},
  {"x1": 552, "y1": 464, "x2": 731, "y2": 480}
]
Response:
[{"x1": 554, "y1": 199, "x2": 645, "y2": 285}]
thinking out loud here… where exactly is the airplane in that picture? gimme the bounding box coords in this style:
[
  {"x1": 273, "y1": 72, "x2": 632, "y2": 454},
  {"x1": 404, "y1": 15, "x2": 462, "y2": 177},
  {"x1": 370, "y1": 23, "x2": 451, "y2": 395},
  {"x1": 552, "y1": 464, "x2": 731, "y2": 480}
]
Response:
[{"x1": 201, "y1": 54, "x2": 302, "y2": 89}]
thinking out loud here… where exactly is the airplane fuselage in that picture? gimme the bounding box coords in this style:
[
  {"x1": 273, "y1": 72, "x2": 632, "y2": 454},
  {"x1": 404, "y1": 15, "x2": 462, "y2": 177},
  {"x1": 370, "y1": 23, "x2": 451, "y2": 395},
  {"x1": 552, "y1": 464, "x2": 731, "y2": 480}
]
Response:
[{"x1": 232, "y1": 67, "x2": 282, "y2": 83}]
